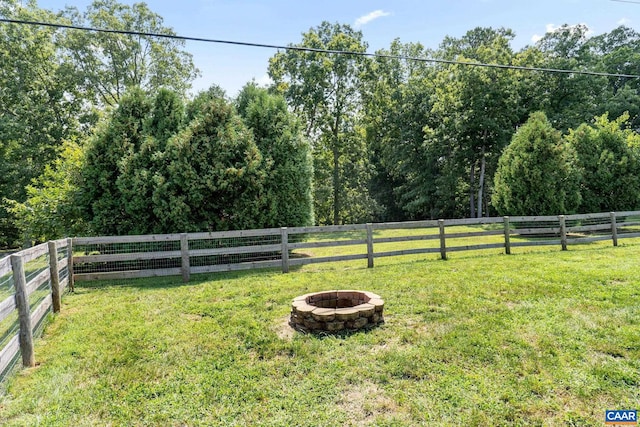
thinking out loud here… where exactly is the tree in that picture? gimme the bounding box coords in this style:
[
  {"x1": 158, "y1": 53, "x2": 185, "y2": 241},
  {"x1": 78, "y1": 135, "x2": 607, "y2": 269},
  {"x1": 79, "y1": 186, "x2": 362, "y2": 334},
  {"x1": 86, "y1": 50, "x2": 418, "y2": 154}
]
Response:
[
  {"x1": 529, "y1": 24, "x2": 608, "y2": 131},
  {"x1": 80, "y1": 88, "x2": 151, "y2": 235},
  {"x1": 492, "y1": 112, "x2": 581, "y2": 215},
  {"x1": 61, "y1": 0, "x2": 199, "y2": 107},
  {"x1": 0, "y1": 0, "x2": 198, "y2": 246},
  {"x1": 236, "y1": 84, "x2": 314, "y2": 227},
  {"x1": 589, "y1": 26, "x2": 640, "y2": 131},
  {"x1": 0, "y1": 0, "x2": 83, "y2": 247},
  {"x1": 426, "y1": 27, "x2": 521, "y2": 218},
  {"x1": 360, "y1": 39, "x2": 438, "y2": 220},
  {"x1": 116, "y1": 89, "x2": 186, "y2": 234},
  {"x1": 155, "y1": 96, "x2": 265, "y2": 232},
  {"x1": 567, "y1": 113, "x2": 640, "y2": 213},
  {"x1": 7, "y1": 139, "x2": 88, "y2": 243},
  {"x1": 268, "y1": 22, "x2": 373, "y2": 224},
  {"x1": 185, "y1": 85, "x2": 228, "y2": 122}
]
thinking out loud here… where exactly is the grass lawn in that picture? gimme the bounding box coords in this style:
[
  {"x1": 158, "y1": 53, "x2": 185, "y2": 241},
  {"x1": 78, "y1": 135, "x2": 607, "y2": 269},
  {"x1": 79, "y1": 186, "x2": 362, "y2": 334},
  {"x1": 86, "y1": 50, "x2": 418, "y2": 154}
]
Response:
[{"x1": 0, "y1": 243, "x2": 639, "y2": 426}]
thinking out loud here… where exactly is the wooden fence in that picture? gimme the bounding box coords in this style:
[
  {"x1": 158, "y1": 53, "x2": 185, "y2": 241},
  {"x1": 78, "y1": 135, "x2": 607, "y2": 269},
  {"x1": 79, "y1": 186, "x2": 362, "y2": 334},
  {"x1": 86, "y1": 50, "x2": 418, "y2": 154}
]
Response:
[
  {"x1": 1, "y1": 210, "x2": 640, "y2": 384},
  {"x1": 70, "y1": 211, "x2": 640, "y2": 282},
  {"x1": 0, "y1": 239, "x2": 73, "y2": 383}
]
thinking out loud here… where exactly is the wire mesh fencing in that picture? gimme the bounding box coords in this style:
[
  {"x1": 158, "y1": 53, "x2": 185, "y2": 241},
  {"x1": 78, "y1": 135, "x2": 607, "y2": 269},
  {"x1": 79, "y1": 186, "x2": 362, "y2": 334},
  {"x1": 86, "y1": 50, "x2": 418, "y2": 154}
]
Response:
[
  {"x1": 57, "y1": 241, "x2": 69, "y2": 286},
  {"x1": 70, "y1": 211, "x2": 640, "y2": 283},
  {"x1": 73, "y1": 236, "x2": 183, "y2": 277},
  {"x1": 615, "y1": 211, "x2": 640, "y2": 239},
  {"x1": 189, "y1": 231, "x2": 283, "y2": 273},
  {"x1": 0, "y1": 241, "x2": 71, "y2": 384},
  {"x1": 508, "y1": 215, "x2": 562, "y2": 249},
  {"x1": 72, "y1": 230, "x2": 287, "y2": 279},
  {"x1": 0, "y1": 257, "x2": 14, "y2": 301}
]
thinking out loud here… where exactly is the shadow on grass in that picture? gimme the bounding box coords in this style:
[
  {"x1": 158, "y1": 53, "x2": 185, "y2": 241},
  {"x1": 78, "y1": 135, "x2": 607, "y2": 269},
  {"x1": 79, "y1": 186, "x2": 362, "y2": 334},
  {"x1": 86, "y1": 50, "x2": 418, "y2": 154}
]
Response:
[
  {"x1": 75, "y1": 267, "x2": 286, "y2": 291},
  {"x1": 293, "y1": 322, "x2": 386, "y2": 340}
]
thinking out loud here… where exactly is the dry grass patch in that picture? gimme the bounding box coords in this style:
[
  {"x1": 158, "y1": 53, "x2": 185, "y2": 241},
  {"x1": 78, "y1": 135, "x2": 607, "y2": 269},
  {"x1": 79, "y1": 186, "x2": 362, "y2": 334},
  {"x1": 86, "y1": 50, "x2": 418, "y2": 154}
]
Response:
[
  {"x1": 337, "y1": 381, "x2": 409, "y2": 426},
  {"x1": 273, "y1": 315, "x2": 295, "y2": 341}
]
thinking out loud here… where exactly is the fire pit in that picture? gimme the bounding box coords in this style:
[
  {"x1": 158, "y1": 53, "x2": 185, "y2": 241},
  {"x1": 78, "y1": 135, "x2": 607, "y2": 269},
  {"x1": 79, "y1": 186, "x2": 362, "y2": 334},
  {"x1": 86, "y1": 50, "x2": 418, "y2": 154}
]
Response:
[{"x1": 289, "y1": 290, "x2": 384, "y2": 333}]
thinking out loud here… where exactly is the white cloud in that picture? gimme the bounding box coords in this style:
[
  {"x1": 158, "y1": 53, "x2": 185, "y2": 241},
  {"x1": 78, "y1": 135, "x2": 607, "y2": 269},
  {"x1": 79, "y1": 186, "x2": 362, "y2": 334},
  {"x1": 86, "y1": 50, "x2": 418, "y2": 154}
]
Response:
[
  {"x1": 531, "y1": 23, "x2": 592, "y2": 43},
  {"x1": 532, "y1": 24, "x2": 557, "y2": 42},
  {"x1": 618, "y1": 17, "x2": 631, "y2": 25},
  {"x1": 354, "y1": 10, "x2": 390, "y2": 29},
  {"x1": 254, "y1": 74, "x2": 273, "y2": 88}
]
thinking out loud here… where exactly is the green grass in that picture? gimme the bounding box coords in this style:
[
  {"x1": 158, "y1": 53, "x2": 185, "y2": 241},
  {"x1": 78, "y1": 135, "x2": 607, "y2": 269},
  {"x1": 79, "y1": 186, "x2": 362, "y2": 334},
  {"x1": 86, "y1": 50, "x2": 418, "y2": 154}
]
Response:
[{"x1": 1, "y1": 243, "x2": 639, "y2": 426}]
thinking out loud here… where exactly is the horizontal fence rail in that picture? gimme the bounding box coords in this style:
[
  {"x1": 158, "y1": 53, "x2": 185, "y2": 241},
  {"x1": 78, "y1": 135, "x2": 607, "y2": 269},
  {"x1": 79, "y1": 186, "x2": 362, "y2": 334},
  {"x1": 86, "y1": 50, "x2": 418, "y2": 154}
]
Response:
[
  {"x1": 0, "y1": 239, "x2": 73, "y2": 385},
  {"x1": 70, "y1": 211, "x2": 640, "y2": 282}
]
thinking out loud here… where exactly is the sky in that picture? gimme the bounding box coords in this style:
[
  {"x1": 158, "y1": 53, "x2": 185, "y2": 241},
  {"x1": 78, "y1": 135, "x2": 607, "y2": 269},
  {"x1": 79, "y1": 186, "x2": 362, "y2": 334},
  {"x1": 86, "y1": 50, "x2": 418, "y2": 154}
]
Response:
[{"x1": 33, "y1": 0, "x2": 640, "y2": 97}]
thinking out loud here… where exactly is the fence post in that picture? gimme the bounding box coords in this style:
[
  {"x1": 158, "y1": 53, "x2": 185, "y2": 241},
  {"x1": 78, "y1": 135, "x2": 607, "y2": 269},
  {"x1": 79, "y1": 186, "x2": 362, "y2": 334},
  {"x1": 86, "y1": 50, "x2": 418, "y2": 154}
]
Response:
[
  {"x1": 610, "y1": 212, "x2": 618, "y2": 247},
  {"x1": 503, "y1": 216, "x2": 511, "y2": 255},
  {"x1": 48, "y1": 241, "x2": 61, "y2": 313},
  {"x1": 66, "y1": 238, "x2": 75, "y2": 292},
  {"x1": 366, "y1": 223, "x2": 374, "y2": 268},
  {"x1": 180, "y1": 233, "x2": 190, "y2": 283},
  {"x1": 10, "y1": 254, "x2": 35, "y2": 368},
  {"x1": 439, "y1": 219, "x2": 447, "y2": 260},
  {"x1": 281, "y1": 227, "x2": 289, "y2": 273},
  {"x1": 559, "y1": 215, "x2": 567, "y2": 251}
]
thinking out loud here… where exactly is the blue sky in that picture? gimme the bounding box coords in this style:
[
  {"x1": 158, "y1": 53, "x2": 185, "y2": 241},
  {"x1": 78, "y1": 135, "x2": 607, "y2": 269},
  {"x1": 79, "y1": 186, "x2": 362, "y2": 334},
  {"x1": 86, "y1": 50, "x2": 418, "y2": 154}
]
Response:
[{"x1": 35, "y1": 0, "x2": 639, "y2": 97}]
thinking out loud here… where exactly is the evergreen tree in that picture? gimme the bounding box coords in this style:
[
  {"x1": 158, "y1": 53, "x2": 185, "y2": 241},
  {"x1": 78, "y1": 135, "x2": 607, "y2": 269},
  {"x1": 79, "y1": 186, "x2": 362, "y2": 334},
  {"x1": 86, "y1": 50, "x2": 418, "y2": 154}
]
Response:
[
  {"x1": 567, "y1": 113, "x2": 640, "y2": 213},
  {"x1": 117, "y1": 89, "x2": 186, "y2": 234},
  {"x1": 492, "y1": 112, "x2": 581, "y2": 215},
  {"x1": 80, "y1": 88, "x2": 151, "y2": 235},
  {"x1": 236, "y1": 84, "x2": 314, "y2": 227},
  {"x1": 155, "y1": 96, "x2": 265, "y2": 232}
]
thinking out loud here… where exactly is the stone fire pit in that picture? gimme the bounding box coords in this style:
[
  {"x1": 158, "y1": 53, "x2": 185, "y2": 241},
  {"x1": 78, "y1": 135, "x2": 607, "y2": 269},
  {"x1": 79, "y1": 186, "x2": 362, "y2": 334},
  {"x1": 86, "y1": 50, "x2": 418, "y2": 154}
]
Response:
[{"x1": 289, "y1": 290, "x2": 384, "y2": 333}]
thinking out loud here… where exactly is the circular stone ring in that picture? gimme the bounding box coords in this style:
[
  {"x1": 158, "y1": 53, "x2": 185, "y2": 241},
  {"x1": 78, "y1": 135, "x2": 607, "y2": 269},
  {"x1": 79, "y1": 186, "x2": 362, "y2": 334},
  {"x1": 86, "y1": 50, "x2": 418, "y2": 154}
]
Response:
[{"x1": 289, "y1": 290, "x2": 384, "y2": 333}]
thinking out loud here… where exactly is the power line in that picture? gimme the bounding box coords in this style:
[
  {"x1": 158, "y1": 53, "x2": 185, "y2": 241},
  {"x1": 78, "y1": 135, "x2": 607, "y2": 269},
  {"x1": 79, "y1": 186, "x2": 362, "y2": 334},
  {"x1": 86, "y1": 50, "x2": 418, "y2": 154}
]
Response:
[
  {"x1": 1, "y1": 17, "x2": 639, "y2": 80},
  {"x1": 610, "y1": 0, "x2": 640, "y2": 4}
]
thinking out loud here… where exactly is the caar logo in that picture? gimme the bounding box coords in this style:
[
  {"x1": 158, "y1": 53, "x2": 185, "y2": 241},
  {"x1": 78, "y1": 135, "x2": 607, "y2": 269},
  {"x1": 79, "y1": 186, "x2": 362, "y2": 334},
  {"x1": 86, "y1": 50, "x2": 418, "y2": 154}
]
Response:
[{"x1": 605, "y1": 410, "x2": 637, "y2": 426}]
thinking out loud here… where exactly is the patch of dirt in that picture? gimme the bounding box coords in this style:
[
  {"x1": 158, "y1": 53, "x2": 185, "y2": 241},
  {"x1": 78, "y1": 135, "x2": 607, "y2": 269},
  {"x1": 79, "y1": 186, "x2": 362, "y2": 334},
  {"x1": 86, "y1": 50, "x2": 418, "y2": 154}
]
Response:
[
  {"x1": 180, "y1": 313, "x2": 205, "y2": 321},
  {"x1": 274, "y1": 315, "x2": 295, "y2": 341},
  {"x1": 337, "y1": 381, "x2": 407, "y2": 425},
  {"x1": 370, "y1": 314, "x2": 455, "y2": 354}
]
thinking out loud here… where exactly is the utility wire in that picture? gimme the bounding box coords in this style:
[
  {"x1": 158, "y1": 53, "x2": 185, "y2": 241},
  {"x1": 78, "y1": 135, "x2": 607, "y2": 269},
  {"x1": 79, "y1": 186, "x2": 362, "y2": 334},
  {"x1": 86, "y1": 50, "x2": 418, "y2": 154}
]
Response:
[
  {"x1": 1, "y1": 17, "x2": 639, "y2": 79},
  {"x1": 610, "y1": 0, "x2": 640, "y2": 4}
]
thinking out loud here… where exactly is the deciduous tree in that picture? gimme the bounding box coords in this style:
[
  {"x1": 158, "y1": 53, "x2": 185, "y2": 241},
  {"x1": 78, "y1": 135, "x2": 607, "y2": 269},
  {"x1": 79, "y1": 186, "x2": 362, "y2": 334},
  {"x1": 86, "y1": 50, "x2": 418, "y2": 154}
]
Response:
[
  {"x1": 269, "y1": 22, "x2": 373, "y2": 224},
  {"x1": 360, "y1": 40, "x2": 438, "y2": 220},
  {"x1": 61, "y1": 0, "x2": 198, "y2": 107},
  {"x1": 426, "y1": 27, "x2": 521, "y2": 217},
  {"x1": 7, "y1": 139, "x2": 87, "y2": 243},
  {"x1": 0, "y1": 0, "x2": 83, "y2": 246}
]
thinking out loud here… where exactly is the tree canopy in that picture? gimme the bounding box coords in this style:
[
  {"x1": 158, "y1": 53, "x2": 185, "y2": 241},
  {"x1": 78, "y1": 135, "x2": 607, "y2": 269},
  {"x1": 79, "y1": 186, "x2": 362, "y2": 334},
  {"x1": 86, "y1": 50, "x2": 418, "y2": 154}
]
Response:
[
  {"x1": 0, "y1": 0, "x2": 84, "y2": 246},
  {"x1": 3, "y1": 2, "x2": 640, "y2": 245},
  {"x1": 236, "y1": 84, "x2": 314, "y2": 228},
  {"x1": 269, "y1": 22, "x2": 374, "y2": 225},
  {"x1": 61, "y1": 0, "x2": 199, "y2": 107},
  {"x1": 0, "y1": 0, "x2": 197, "y2": 246}
]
